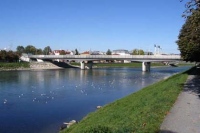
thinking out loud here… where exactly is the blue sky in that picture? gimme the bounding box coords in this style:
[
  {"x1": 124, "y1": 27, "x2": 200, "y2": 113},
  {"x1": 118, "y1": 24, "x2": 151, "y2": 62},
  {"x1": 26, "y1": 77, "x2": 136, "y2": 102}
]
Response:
[{"x1": 0, "y1": 0, "x2": 186, "y2": 54}]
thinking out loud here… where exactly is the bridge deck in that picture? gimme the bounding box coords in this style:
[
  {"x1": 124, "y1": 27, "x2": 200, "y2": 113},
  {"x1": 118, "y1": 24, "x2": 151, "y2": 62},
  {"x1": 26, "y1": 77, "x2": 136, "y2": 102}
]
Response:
[{"x1": 28, "y1": 55, "x2": 181, "y2": 62}]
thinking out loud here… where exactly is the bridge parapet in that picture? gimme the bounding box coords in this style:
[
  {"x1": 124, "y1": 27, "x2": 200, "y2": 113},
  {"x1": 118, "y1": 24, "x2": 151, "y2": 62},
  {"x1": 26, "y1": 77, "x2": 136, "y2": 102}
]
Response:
[
  {"x1": 28, "y1": 55, "x2": 181, "y2": 62},
  {"x1": 27, "y1": 54, "x2": 182, "y2": 71}
]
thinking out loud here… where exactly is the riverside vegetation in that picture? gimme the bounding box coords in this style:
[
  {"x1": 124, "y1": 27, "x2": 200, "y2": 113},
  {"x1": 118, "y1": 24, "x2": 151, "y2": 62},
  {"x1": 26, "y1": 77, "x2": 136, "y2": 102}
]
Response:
[
  {"x1": 61, "y1": 67, "x2": 193, "y2": 133},
  {"x1": 0, "y1": 62, "x2": 30, "y2": 70}
]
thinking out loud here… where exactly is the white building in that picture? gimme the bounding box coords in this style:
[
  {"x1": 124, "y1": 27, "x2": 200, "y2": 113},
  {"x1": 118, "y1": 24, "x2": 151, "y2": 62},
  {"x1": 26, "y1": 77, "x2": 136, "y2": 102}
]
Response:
[
  {"x1": 90, "y1": 51, "x2": 105, "y2": 55},
  {"x1": 52, "y1": 50, "x2": 74, "y2": 62},
  {"x1": 112, "y1": 49, "x2": 130, "y2": 63},
  {"x1": 112, "y1": 49, "x2": 130, "y2": 55}
]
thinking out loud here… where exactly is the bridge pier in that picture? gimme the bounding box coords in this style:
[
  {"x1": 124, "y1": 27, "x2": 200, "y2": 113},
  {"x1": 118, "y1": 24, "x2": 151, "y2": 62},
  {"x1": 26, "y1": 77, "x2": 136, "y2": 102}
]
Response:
[
  {"x1": 80, "y1": 61, "x2": 85, "y2": 70},
  {"x1": 142, "y1": 62, "x2": 151, "y2": 72},
  {"x1": 87, "y1": 61, "x2": 93, "y2": 69},
  {"x1": 80, "y1": 61, "x2": 93, "y2": 69}
]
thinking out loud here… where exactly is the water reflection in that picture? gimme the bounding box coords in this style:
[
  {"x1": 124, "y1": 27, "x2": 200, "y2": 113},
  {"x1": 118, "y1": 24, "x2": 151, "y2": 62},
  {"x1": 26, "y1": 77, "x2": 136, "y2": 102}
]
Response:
[{"x1": 0, "y1": 66, "x2": 190, "y2": 133}]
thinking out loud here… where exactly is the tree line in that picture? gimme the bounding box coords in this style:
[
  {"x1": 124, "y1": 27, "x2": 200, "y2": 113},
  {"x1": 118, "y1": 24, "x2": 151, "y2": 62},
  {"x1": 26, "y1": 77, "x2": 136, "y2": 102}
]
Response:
[
  {"x1": 0, "y1": 50, "x2": 19, "y2": 62},
  {"x1": 16, "y1": 45, "x2": 52, "y2": 55},
  {"x1": 0, "y1": 45, "x2": 53, "y2": 62},
  {"x1": 177, "y1": 0, "x2": 200, "y2": 62}
]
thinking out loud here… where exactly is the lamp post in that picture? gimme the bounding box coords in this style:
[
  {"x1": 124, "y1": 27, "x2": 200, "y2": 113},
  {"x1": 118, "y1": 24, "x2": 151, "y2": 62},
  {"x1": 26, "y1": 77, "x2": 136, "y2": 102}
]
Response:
[
  {"x1": 157, "y1": 45, "x2": 160, "y2": 55},
  {"x1": 154, "y1": 44, "x2": 157, "y2": 55},
  {"x1": 160, "y1": 48, "x2": 162, "y2": 55}
]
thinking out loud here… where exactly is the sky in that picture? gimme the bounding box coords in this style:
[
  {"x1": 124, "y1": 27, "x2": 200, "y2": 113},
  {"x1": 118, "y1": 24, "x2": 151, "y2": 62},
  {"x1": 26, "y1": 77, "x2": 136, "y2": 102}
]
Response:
[{"x1": 0, "y1": 0, "x2": 186, "y2": 54}]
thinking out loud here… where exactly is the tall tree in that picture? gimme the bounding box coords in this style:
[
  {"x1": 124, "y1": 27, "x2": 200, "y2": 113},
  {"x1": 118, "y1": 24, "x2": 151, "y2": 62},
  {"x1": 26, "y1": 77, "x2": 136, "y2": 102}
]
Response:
[
  {"x1": 181, "y1": 0, "x2": 200, "y2": 18},
  {"x1": 25, "y1": 45, "x2": 37, "y2": 55},
  {"x1": 0, "y1": 50, "x2": 7, "y2": 61},
  {"x1": 176, "y1": 8, "x2": 200, "y2": 62},
  {"x1": 106, "y1": 49, "x2": 112, "y2": 55},
  {"x1": 132, "y1": 49, "x2": 144, "y2": 55},
  {"x1": 132, "y1": 49, "x2": 138, "y2": 55},
  {"x1": 36, "y1": 49, "x2": 43, "y2": 55},
  {"x1": 43, "y1": 46, "x2": 52, "y2": 55},
  {"x1": 16, "y1": 46, "x2": 25, "y2": 55},
  {"x1": 0, "y1": 50, "x2": 19, "y2": 62}
]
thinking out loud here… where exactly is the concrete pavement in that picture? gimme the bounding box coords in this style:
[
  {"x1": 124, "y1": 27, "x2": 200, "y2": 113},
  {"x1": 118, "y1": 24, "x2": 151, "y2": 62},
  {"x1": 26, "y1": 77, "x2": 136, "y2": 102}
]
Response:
[{"x1": 160, "y1": 68, "x2": 200, "y2": 133}]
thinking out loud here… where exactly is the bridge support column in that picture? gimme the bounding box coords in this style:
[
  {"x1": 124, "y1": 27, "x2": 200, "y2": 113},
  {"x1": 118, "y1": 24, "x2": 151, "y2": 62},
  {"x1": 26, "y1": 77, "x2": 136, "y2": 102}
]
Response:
[
  {"x1": 80, "y1": 61, "x2": 85, "y2": 70},
  {"x1": 142, "y1": 62, "x2": 151, "y2": 72},
  {"x1": 87, "y1": 61, "x2": 93, "y2": 69}
]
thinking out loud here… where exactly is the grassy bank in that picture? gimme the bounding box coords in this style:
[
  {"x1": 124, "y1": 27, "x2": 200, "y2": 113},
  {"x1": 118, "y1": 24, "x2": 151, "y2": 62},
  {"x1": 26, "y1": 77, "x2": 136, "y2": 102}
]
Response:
[
  {"x1": 61, "y1": 68, "x2": 192, "y2": 133},
  {"x1": 0, "y1": 62, "x2": 30, "y2": 69}
]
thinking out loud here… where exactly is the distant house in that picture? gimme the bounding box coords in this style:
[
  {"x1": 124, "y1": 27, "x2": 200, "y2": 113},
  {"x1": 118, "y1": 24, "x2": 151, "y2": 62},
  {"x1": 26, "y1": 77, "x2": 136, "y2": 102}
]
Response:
[
  {"x1": 144, "y1": 51, "x2": 153, "y2": 55},
  {"x1": 80, "y1": 51, "x2": 90, "y2": 55},
  {"x1": 52, "y1": 50, "x2": 74, "y2": 62},
  {"x1": 112, "y1": 49, "x2": 130, "y2": 63},
  {"x1": 91, "y1": 51, "x2": 105, "y2": 55},
  {"x1": 53, "y1": 50, "x2": 74, "y2": 55},
  {"x1": 112, "y1": 49, "x2": 130, "y2": 55}
]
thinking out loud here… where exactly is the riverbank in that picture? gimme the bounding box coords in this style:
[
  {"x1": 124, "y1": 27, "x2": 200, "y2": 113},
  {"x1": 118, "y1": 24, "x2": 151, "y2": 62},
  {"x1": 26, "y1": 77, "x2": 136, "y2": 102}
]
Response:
[
  {"x1": 0, "y1": 62, "x2": 63, "y2": 71},
  {"x1": 61, "y1": 68, "x2": 192, "y2": 133},
  {"x1": 160, "y1": 67, "x2": 200, "y2": 133},
  {"x1": 0, "y1": 62, "x2": 194, "y2": 71}
]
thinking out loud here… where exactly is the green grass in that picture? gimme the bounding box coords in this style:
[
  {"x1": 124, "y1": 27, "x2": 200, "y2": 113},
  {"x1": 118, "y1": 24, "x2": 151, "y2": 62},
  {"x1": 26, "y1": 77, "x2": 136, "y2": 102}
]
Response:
[
  {"x1": 0, "y1": 62, "x2": 30, "y2": 69},
  {"x1": 61, "y1": 68, "x2": 191, "y2": 133}
]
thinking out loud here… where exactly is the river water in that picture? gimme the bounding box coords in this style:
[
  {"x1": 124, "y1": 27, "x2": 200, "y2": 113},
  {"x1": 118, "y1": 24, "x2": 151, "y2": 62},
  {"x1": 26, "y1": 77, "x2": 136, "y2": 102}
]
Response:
[{"x1": 0, "y1": 66, "x2": 190, "y2": 133}]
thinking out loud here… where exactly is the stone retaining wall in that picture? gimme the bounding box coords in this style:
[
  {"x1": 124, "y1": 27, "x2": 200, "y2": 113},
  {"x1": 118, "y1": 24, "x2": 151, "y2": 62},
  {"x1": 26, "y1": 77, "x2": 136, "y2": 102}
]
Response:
[{"x1": 30, "y1": 62, "x2": 61, "y2": 69}]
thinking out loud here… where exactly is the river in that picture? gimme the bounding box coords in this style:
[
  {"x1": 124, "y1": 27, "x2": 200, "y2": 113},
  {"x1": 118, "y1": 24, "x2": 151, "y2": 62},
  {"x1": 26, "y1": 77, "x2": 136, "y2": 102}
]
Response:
[{"x1": 0, "y1": 66, "x2": 190, "y2": 133}]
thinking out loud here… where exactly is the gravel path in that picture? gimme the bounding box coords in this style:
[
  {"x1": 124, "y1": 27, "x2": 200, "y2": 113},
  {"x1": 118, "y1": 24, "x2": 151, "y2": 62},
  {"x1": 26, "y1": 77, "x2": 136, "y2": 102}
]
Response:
[{"x1": 160, "y1": 71, "x2": 200, "y2": 133}]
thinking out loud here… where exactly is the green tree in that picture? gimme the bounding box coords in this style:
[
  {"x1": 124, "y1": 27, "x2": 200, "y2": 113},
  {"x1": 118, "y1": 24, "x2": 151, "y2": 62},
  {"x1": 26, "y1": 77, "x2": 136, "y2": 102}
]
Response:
[
  {"x1": 132, "y1": 49, "x2": 144, "y2": 55},
  {"x1": 6, "y1": 51, "x2": 14, "y2": 62},
  {"x1": 16, "y1": 46, "x2": 25, "y2": 55},
  {"x1": 106, "y1": 49, "x2": 112, "y2": 55},
  {"x1": 43, "y1": 46, "x2": 52, "y2": 55},
  {"x1": 138, "y1": 49, "x2": 144, "y2": 55},
  {"x1": 132, "y1": 49, "x2": 138, "y2": 55},
  {"x1": 7, "y1": 51, "x2": 19, "y2": 62},
  {"x1": 176, "y1": 9, "x2": 200, "y2": 62},
  {"x1": 0, "y1": 50, "x2": 19, "y2": 62},
  {"x1": 25, "y1": 45, "x2": 37, "y2": 55},
  {"x1": 36, "y1": 49, "x2": 43, "y2": 55},
  {"x1": 0, "y1": 50, "x2": 7, "y2": 61},
  {"x1": 181, "y1": 0, "x2": 200, "y2": 18}
]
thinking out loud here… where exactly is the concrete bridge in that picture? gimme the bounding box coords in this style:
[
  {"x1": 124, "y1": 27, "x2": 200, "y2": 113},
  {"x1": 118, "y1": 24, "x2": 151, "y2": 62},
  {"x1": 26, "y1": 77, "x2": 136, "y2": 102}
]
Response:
[{"x1": 28, "y1": 54, "x2": 181, "y2": 72}]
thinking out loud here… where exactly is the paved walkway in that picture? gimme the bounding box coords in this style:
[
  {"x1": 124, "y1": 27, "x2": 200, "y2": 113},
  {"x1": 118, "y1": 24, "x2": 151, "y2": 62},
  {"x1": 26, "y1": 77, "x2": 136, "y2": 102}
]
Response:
[{"x1": 160, "y1": 70, "x2": 200, "y2": 133}]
